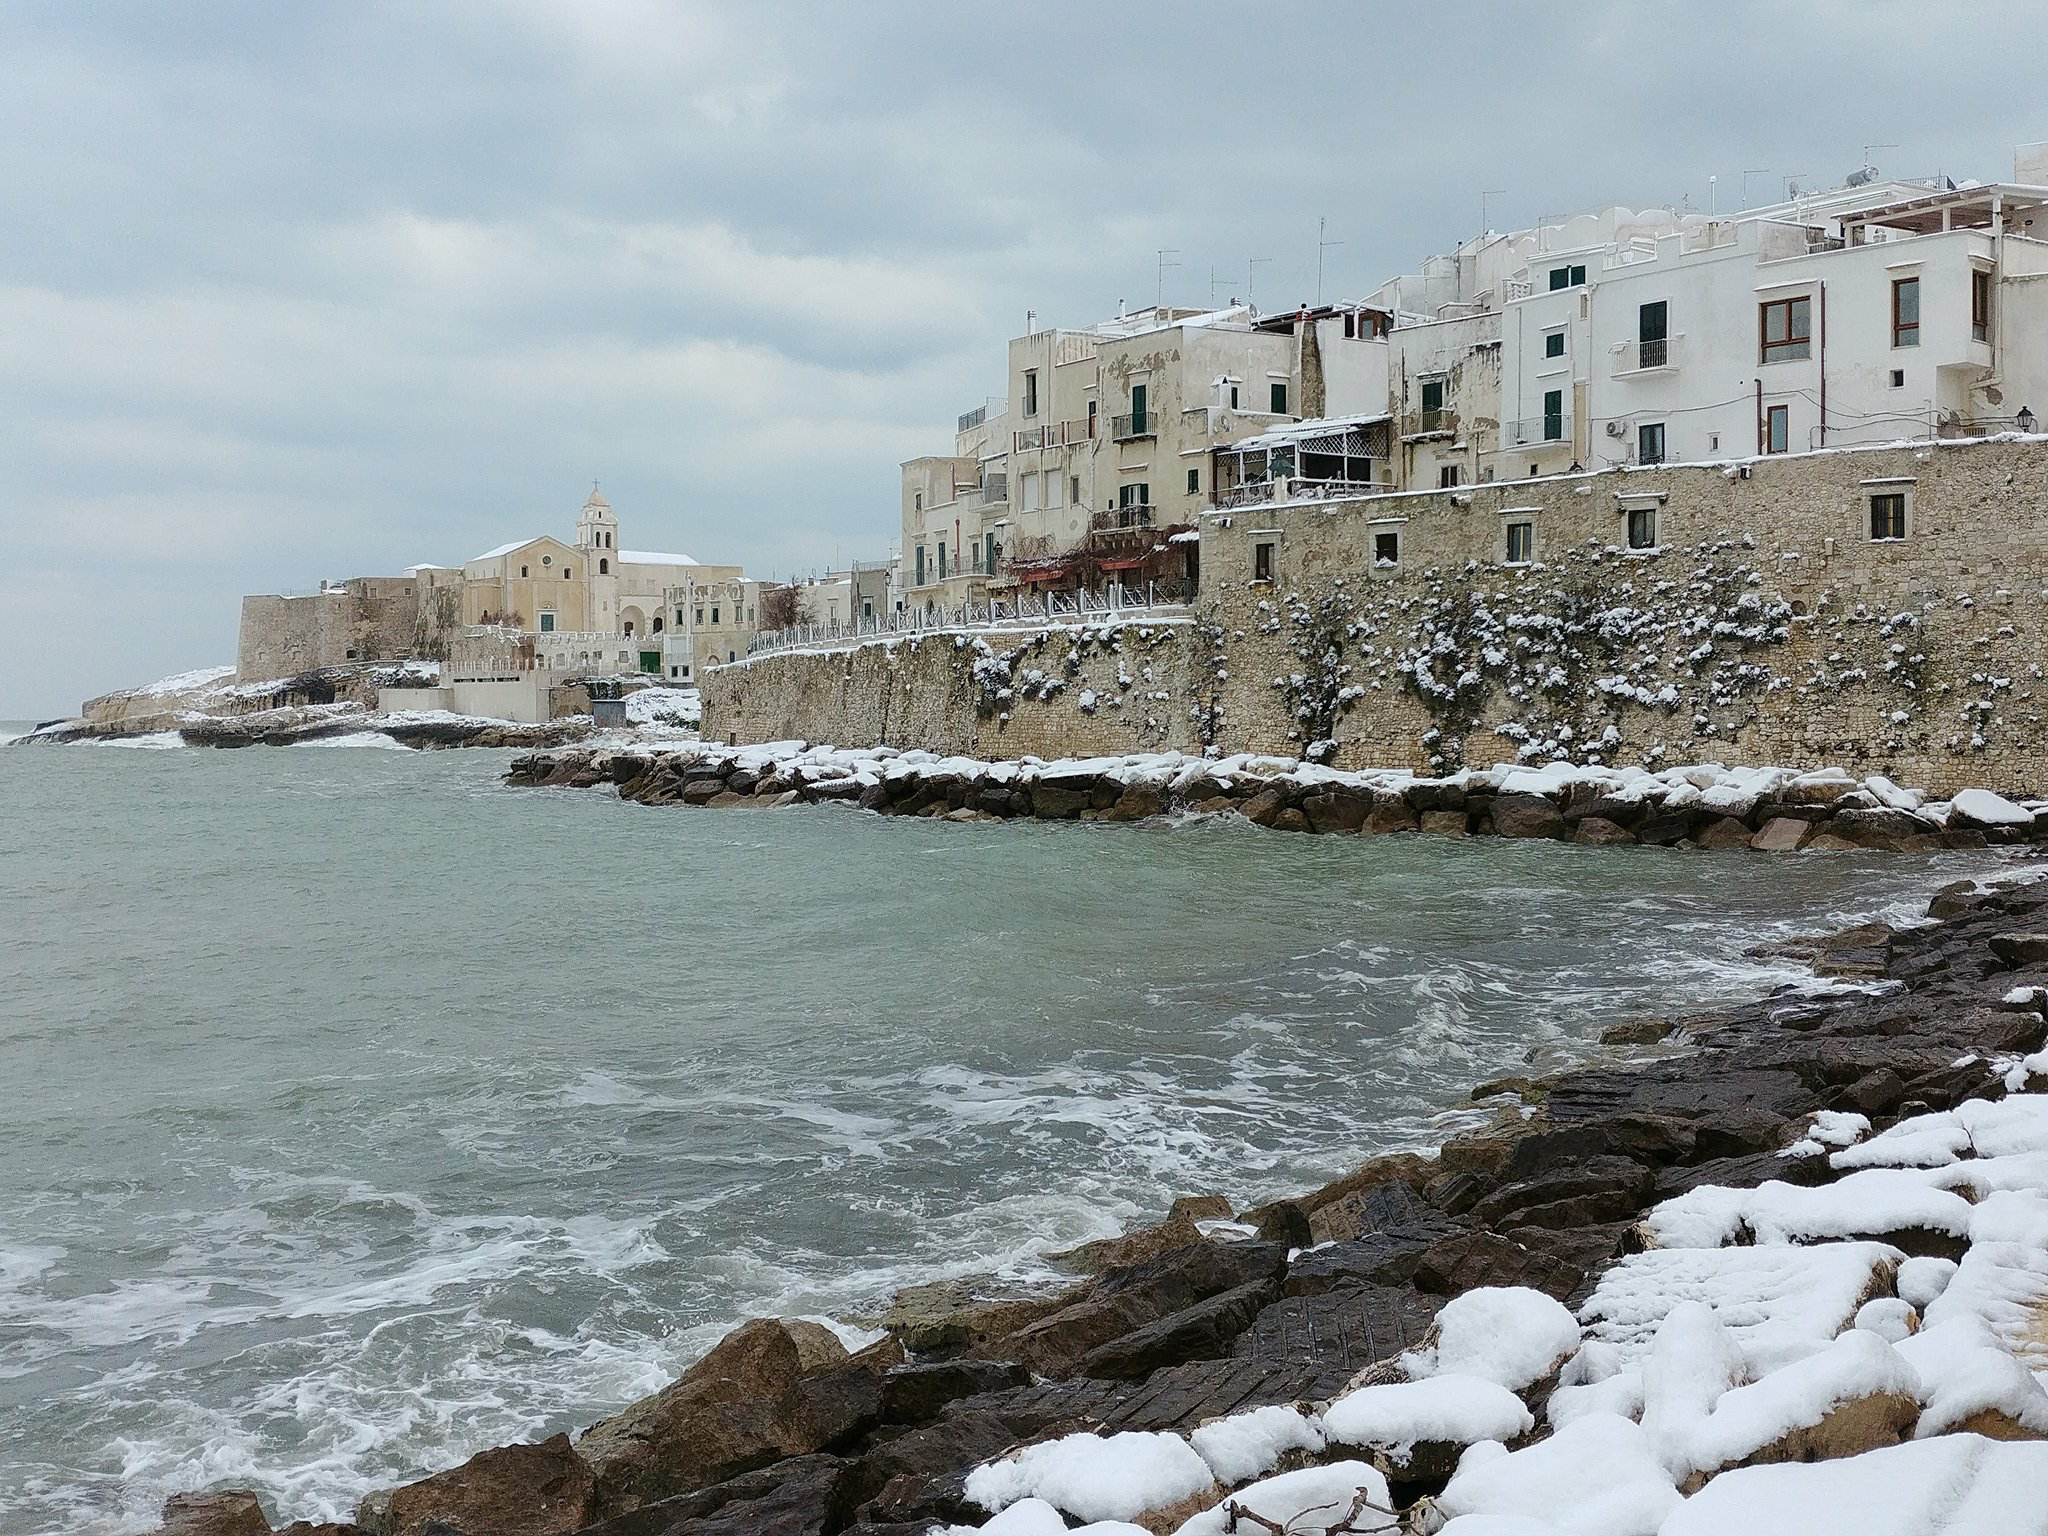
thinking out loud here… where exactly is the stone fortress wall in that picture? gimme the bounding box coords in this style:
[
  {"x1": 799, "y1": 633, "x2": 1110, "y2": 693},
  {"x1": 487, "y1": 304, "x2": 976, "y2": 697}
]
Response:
[
  {"x1": 705, "y1": 439, "x2": 2048, "y2": 796},
  {"x1": 236, "y1": 571, "x2": 461, "y2": 683}
]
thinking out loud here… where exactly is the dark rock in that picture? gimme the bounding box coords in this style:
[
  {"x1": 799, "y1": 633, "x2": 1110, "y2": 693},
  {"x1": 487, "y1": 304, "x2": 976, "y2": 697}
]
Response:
[
  {"x1": 1270, "y1": 808, "x2": 1311, "y2": 834},
  {"x1": 1079, "y1": 1278, "x2": 1280, "y2": 1378},
  {"x1": 1406, "y1": 781, "x2": 1467, "y2": 813},
  {"x1": 1468, "y1": 1155, "x2": 1657, "y2": 1229},
  {"x1": 1584, "y1": 793, "x2": 1652, "y2": 827},
  {"x1": 1543, "y1": 1066, "x2": 1810, "y2": 1124},
  {"x1": 876, "y1": 1280, "x2": 1068, "y2": 1357},
  {"x1": 1291, "y1": 1183, "x2": 1470, "y2": 1286},
  {"x1": 1407, "y1": 1232, "x2": 1582, "y2": 1302},
  {"x1": 1232, "y1": 1285, "x2": 1443, "y2": 1377},
  {"x1": 680, "y1": 779, "x2": 725, "y2": 805},
  {"x1": 1696, "y1": 816, "x2": 1756, "y2": 851},
  {"x1": 1029, "y1": 783, "x2": 1092, "y2": 819},
  {"x1": 1493, "y1": 793, "x2": 1570, "y2": 840},
  {"x1": 1990, "y1": 932, "x2": 2048, "y2": 967},
  {"x1": 1001, "y1": 1242, "x2": 1289, "y2": 1377},
  {"x1": 1634, "y1": 811, "x2": 1698, "y2": 845},
  {"x1": 1365, "y1": 798, "x2": 1420, "y2": 835},
  {"x1": 879, "y1": 1361, "x2": 1029, "y2": 1425},
  {"x1": 568, "y1": 1455, "x2": 854, "y2": 1536},
  {"x1": 1254, "y1": 1202, "x2": 1314, "y2": 1249},
  {"x1": 1500, "y1": 1115, "x2": 1696, "y2": 1178},
  {"x1": 1837, "y1": 1068, "x2": 1910, "y2": 1117},
  {"x1": 360, "y1": 1434, "x2": 596, "y2": 1536},
  {"x1": 1102, "y1": 785, "x2": 1164, "y2": 822},
  {"x1": 1599, "y1": 1019, "x2": 1673, "y2": 1046},
  {"x1": 1419, "y1": 810, "x2": 1471, "y2": 837},
  {"x1": 159, "y1": 1491, "x2": 272, "y2": 1536},
  {"x1": 1574, "y1": 817, "x2": 1638, "y2": 846},
  {"x1": 1302, "y1": 790, "x2": 1370, "y2": 834},
  {"x1": 1833, "y1": 807, "x2": 1938, "y2": 851},
  {"x1": 1653, "y1": 1148, "x2": 1832, "y2": 1199}
]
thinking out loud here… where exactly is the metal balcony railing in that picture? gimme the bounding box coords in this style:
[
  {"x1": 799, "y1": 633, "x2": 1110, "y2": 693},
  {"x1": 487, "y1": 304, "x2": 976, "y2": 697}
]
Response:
[
  {"x1": 1502, "y1": 413, "x2": 1574, "y2": 447},
  {"x1": 1111, "y1": 411, "x2": 1156, "y2": 441},
  {"x1": 1613, "y1": 334, "x2": 1682, "y2": 372},
  {"x1": 978, "y1": 474, "x2": 1008, "y2": 503},
  {"x1": 1414, "y1": 406, "x2": 1454, "y2": 434},
  {"x1": 743, "y1": 585, "x2": 1189, "y2": 661},
  {"x1": 1092, "y1": 505, "x2": 1154, "y2": 531}
]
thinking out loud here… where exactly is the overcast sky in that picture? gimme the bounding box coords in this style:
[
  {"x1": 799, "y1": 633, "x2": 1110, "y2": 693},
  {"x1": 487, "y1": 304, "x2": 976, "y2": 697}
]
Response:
[{"x1": 3, "y1": 0, "x2": 2041, "y2": 717}]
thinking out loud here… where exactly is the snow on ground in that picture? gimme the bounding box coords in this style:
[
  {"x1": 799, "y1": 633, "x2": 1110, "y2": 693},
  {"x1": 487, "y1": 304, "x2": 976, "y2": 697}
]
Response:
[
  {"x1": 127, "y1": 664, "x2": 235, "y2": 697},
  {"x1": 622, "y1": 687, "x2": 701, "y2": 727},
  {"x1": 947, "y1": 1097, "x2": 2048, "y2": 1530}
]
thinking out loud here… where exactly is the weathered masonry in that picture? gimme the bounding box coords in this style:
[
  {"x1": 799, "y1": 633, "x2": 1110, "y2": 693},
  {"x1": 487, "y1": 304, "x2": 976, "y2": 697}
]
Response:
[{"x1": 706, "y1": 438, "x2": 2048, "y2": 795}]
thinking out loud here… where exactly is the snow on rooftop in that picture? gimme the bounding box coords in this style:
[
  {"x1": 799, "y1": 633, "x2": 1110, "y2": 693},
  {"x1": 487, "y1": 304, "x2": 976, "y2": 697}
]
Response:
[
  {"x1": 1220, "y1": 411, "x2": 1394, "y2": 454},
  {"x1": 469, "y1": 538, "x2": 540, "y2": 562},
  {"x1": 620, "y1": 549, "x2": 698, "y2": 566}
]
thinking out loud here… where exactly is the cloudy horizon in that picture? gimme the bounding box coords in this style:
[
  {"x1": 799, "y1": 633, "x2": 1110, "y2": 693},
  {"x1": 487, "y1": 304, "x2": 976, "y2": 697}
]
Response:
[{"x1": 4, "y1": 0, "x2": 2041, "y2": 717}]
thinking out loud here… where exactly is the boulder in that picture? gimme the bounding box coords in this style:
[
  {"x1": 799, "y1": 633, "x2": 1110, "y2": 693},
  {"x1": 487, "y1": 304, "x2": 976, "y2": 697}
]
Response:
[
  {"x1": 1407, "y1": 1231, "x2": 1583, "y2": 1302},
  {"x1": 1633, "y1": 810, "x2": 1699, "y2": 846},
  {"x1": 876, "y1": 1280, "x2": 1070, "y2": 1357},
  {"x1": 1419, "y1": 810, "x2": 1470, "y2": 837},
  {"x1": 1990, "y1": 932, "x2": 2048, "y2": 968},
  {"x1": 1696, "y1": 816, "x2": 1756, "y2": 850},
  {"x1": 1750, "y1": 816, "x2": 1813, "y2": 853},
  {"x1": 1078, "y1": 1278, "x2": 1280, "y2": 1378},
  {"x1": 357, "y1": 1434, "x2": 595, "y2": 1536},
  {"x1": 1270, "y1": 808, "x2": 1311, "y2": 834},
  {"x1": 1492, "y1": 793, "x2": 1569, "y2": 840},
  {"x1": 1102, "y1": 785, "x2": 1164, "y2": 822},
  {"x1": 1240, "y1": 785, "x2": 1297, "y2": 827},
  {"x1": 680, "y1": 778, "x2": 726, "y2": 805},
  {"x1": 577, "y1": 1320, "x2": 888, "y2": 1514},
  {"x1": 1833, "y1": 807, "x2": 1938, "y2": 851},
  {"x1": 1029, "y1": 783, "x2": 1093, "y2": 819},
  {"x1": 1296, "y1": 1180, "x2": 1469, "y2": 1269},
  {"x1": 879, "y1": 1360, "x2": 1029, "y2": 1425},
  {"x1": 1049, "y1": 1209, "x2": 1206, "y2": 1274},
  {"x1": 1574, "y1": 817, "x2": 1637, "y2": 846},
  {"x1": 157, "y1": 1492, "x2": 272, "y2": 1536},
  {"x1": 567, "y1": 1454, "x2": 855, "y2": 1536},
  {"x1": 1231, "y1": 1284, "x2": 1443, "y2": 1377},
  {"x1": 1468, "y1": 1154, "x2": 1657, "y2": 1230},
  {"x1": 1302, "y1": 790, "x2": 1371, "y2": 834}
]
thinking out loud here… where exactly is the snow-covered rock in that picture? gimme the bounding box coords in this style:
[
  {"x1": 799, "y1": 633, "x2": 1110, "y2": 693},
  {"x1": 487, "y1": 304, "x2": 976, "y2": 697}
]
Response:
[
  {"x1": 1403, "y1": 1286, "x2": 1581, "y2": 1392},
  {"x1": 963, "y1": 1430, "x2": 1213, "y2": 1523}
]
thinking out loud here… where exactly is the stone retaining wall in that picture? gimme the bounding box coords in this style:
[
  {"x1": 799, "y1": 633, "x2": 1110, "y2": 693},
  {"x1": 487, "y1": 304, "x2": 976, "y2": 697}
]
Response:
[{"x1": 704, "y1": 439, "x2": 2048, "y2": 795}]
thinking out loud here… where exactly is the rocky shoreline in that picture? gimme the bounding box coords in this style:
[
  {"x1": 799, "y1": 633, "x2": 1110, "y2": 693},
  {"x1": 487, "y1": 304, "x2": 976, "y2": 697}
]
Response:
[
  {"x1": 149, "y1": 869, "x2": 2048, "y2": 1535},
  {"x1": 13, "y1": 704, "x2": 598, "y2": 751},
  {"x1": 507, "y1": 740, "x2": 2048, "y2": 854}
]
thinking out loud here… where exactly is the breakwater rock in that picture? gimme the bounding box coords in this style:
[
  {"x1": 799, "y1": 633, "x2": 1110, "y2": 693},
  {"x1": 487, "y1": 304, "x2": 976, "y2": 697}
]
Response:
[
  {"x1": 508, "y1": 741, "x2": 2048, "y2": 854},
  {"x1": 148, "y1": 875, "x2": 2048, "y2": 1534}
]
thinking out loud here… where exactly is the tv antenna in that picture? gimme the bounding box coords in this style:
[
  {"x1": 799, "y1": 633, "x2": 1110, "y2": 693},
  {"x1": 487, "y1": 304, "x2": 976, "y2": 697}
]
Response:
[
  {"x1": 1740, "y1": 169, "x2": 1772, "y2": 207},
  {"x1": 1246, "y1": 256, "x2": 1271, "y2": 307},
  {"x1": 1316, "y1": 217, "x2": 1344, "y2": 304},
  {"x1": 1155, "y1": 248, "x2": 1180, "y2": 310},
  {"x1": 1479, "y1": 189, "x2": 1507, "y2": 234}
]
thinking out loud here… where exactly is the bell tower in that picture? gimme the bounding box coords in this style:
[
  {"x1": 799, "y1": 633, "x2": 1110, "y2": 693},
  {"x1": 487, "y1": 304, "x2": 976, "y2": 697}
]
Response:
[{"x1": 576, "y1": 482, "x2": 617, "y2": 559}]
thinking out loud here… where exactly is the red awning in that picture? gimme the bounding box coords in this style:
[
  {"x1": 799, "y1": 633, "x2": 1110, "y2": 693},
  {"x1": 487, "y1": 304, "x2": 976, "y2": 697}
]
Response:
[
  {"x1": 1019, "y1": 569, "x2": 1069, "y2": 585},
  {"x1": 1096, "y1": 556, "x2": 1149, "y2": 571}
]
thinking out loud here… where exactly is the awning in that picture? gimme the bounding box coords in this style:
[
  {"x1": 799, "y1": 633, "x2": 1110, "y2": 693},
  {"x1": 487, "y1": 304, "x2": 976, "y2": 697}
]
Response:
[
  {"x1": 1096, "y1": 556, "x2": 1149, "y2": 571},
  {"x1": 1018, "y1": 568, "x2": 1070, "y2": 585}
]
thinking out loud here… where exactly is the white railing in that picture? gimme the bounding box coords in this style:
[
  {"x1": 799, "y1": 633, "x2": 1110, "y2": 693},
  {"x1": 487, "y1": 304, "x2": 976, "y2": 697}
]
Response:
[
  {"x1": 741, "y1": 584, "x2": 1188, "y2": 661},
  {"x1": 1217, "y1": 476, "x2": 1394, "y2": 509}
]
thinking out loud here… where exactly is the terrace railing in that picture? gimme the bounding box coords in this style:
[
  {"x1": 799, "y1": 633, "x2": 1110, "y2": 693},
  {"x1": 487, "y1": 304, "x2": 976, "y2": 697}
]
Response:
[{"x1": 741, "y1": 584, "x2": 1187, "y2": 661}]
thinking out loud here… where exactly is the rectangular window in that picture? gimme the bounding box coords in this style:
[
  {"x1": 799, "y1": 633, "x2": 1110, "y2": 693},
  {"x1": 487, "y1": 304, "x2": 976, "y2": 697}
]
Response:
[
  {"x1": 695, "y1": 607, "x2": 704, "y2": 623},
  {"x1": 1759, "y1": 295, "x2": 1812, "y2": 363},
  {"x1": 1548, "y1": 263, "x2": 1587, "y2": 290},
  {"x1": 915, "y1": 546, "x2": 926, "y2": 585},
  {"x1": 538, "y1": 611, "x2": 555, "y2": 632},
  {"x1": 1187, "y1": 467, "x2": 1200, "y2": 495},
  {"x1": 1893, "y1": 276, "x2": 1920, "y2": 347},
  {"x1": 1637, "y1": 422, "x2": 1666, "y2": 465},
  {"x1": 985, "y1": 532, "x2": 996, "y2": 572},
  {"x1": 1270, "y1": 380, "x2": 1288, "y2": 414},
  {"x1": 1869, "y1": 492, "x2": 1907, "y2": 541},
  {"x1": 1130, "y1": 382, "x2": 1148, "y2": 432},
  {"x1": 1890, "y1": 368, "x2": 1905, "y2": 388},
  {"x1": 1972, "y1": 269, "x2": 1991, "y2": 343},
  {"x1": 1253, "y1": 541, "x2": 1274, "y2": 581},
  {"x1": 1626, "y1": 506, "x2": 1657, "y2": 550},
  {"x1": 1420, "y1": 378, "x2": 1447, "y2": 431},
  {"x1": 1070, "y1": 474, "x2": 1081, "y2": 504},
  {"x1": 1544, "y1": 330, "x2": 1566, "y2": 359},
  {"x1": 1439, "y1": 465, "x2": 1462, "y2": 488},
  {"x1": 938, "y1": 541, "x2": 947, "y2": 579},
  {"x1": 711, "y1": 606, "x2": 720, "y2": 624},
  {"x1": 914, "y1": 491, "x2": 922, "y2": 512},
  {"x1": 1228, "y1": 383, "x2": 1240, "y2": 409},
  {"x1": 1373, "y1": 529, "x2": 1400, "y2": 567},
  {"x1": 1023, "y1": 369, "x2": 1039, "y2": 417},
  {"x1": 1542, "y1": 388, "x2": 1564, "y2": 441},
  {"x1": 1765, "y1": 403, "x2": 1789, "y2": 454},
  {"x1": 1505, "y1": 521, "x2": 1534, "y2": 563},
  {"x1": 1087, "y1": 400, "x2": 1098, "y2": 437}
]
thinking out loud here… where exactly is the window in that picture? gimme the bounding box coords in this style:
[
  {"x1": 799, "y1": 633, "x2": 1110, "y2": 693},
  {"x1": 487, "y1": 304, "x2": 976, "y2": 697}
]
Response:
[
  {"x1": 985, "y1": 532, "x2": 997, "y2": 572},
  {"x1": 675, "y1": 609, "x2": 686, "y2": 626},
  {"x1": 938, "y1": 540, "x2": 947, "y2": 579},
  {"x1": 711, "y1": 606, "x2": 720, "y2": 624},
  {"x1": 1087, "y1": 400, "x2": 1098, "y2": 437},
  {"x1": 1505, "y1": 520, "x2": 1534, "y2": 563},
  {"x1": 1373, "y1": 529, "x2": 1400, "y2": 567},
  {"x1": 681, "y1": 663, "x2": 691, "y2": 678},
  {"x1": 519, "y1": 565, "x2": 528, "y2": 578},
  {"x1": 914, "y1": 491, "x2": 922, "y2": 511},
  {"x1": 1544, "y1": 330, "x2": 1566, "y2": 359},
  {"x1": 1270, "y1": 380, "x2": 1288, "y2": 414},
  {"x1": 1420, "y1": 377, "x2": 1446, "y2": 429},
  {"x1": 1542, "y1": 388, "x2": 1564, "y2": 441},
  {"x1": 1759, "y1": 295, "x2": 1811, "y2": 363},
  {"x1": 1253, "y1": 541, "x2": 1274, "y2": 581},
  {"x1": 1229, "y1": 383, "x2": 1240, "y2": 409},
  {"x1": 1187, "y1": 467, "x2": 1200, "y2": 495},
  {"x1": 1130, "y1": 382, "x2": 1148, "y2": 432},
  {"x1": 1070, "y1": 474, "x2": 1081, "y2": 504},
  {"x1": 915, "y1": 546, "x2": 926, "y2": 585},
  {"x1": 1890, "y1": 368, "x2": 1905, "y2": 388},
  {"x1": 1626, "y1": 506, "x2": 1657, "y2": 550},
  {"x1": 1869, "y1": 491, "x2": 1907, "y2": 541},
  {"x1": 542, "y1": 554, "x2": 552, "y2": 565},
  {"x1": 652, "y1": 615, "x2": 663, "y2": 633},
  {"x1": 598, "y1": 558, "x2": 609, "y2": 574},
  {"x1": 1439, "y1": 464, "x2": 1463, "y2": 489},
  {"x1": 1892, "y1": 276, "x2": 1920, "y2": 347},
  {"x1": 670, "y1": 666, "x2": 680, "y2": 678},
  {"x1": 1023, "y1": 369, "x2": 1039, "y2": 417},
  {"x1": 1637, "y1": 422, "x2": 1666, "y2": 465},
  {"x1": 1548, "y1": 263, "x2": 1587, "y2": 290},
  {"x1": 1765, "y1": 404, "x2": 1789, "y2": 454},
  {"x1": 1973, "y1": 269, "x2": 1992, "y2": 343},
  {"x1": 564, "y1": 566, "x2": 572, "y2": 578},
  {"x1": 539, "y1": 612, "x2": 556, "y2": 632}
]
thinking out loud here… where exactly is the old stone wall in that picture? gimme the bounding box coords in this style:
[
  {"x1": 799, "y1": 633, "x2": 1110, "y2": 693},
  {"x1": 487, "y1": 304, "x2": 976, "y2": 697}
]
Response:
[
  {"x1": 237, "y1": 576, "x2": 446, "y2": 682},
  {"x1": 704, "y1": 440, "x2": 2048, "y2": 795}
]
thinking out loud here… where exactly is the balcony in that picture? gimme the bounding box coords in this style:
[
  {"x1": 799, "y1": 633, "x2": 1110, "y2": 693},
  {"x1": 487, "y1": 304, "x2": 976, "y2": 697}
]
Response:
[
  {"x1": 1111, "y1": 411, "x2": 1156, "y2": 442},
  {"x1": 1092, "y1": 505, "x2": 1154, "y2": 531},
  {"x1": 1613, "y1": 334, "x2": 1683, "y2": 373},
  {"x1": 1404, "y1": 406, "x2": 1458, "y2": 439},
  {"x1": 1502, "y1": 413, "x2": 1574, "y2": 448},
  {"x1": 1013, "y1": 419, "x2": 1095, "y2": 452},
  {"x1": 978, "y1": 474, "x2": 1008, "y2": 504}
]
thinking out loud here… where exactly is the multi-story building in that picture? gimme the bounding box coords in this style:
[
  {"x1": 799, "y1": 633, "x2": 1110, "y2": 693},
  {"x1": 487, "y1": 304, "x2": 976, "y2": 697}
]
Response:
[
  {"x1": 898, "y1": 303, "x2": 1391, "y2": 609},
  {"x1": 660, "y1": 572, "x2": 766, "y2": 683}
]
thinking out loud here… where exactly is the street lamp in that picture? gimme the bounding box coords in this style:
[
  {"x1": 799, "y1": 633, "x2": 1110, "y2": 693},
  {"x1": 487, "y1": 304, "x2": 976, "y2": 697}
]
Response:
[{"x1": 2017, "y1": 405, "x2": 2037, "y2": 435}]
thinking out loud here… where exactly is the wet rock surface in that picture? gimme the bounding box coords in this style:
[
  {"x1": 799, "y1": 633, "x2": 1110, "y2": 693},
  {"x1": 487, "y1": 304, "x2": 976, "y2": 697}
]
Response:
[{"x1": 147, "y1": 875, "x2": 2048, "y2": 1536}]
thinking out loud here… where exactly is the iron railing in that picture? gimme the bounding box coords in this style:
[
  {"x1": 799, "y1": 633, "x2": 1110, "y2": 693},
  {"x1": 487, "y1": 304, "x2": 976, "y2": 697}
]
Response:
[
  {"x1": 1613, "y1": 333, "x2": 1682, "y2": 372},
  {"x1": 1111, "y1": 411, "x2": 1156, "y2": 441},
  {"x1": 1092, "y1": 505, "x2": 1154, "y2": 531},
  {"x1": 1502, "y1": 412, "x2": 1574, "y2": 447}
]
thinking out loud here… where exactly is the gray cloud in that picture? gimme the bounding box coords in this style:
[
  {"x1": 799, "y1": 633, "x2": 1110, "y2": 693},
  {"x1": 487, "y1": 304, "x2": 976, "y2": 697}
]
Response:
[{"x1": 2, "y1": 0, "x2": 2039, "y2": 715}]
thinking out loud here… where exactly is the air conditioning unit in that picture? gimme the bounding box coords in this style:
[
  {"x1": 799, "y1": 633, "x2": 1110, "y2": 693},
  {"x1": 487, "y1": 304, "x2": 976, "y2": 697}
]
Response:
[{"x1": 1605, "y1": 419, "x2": 1630, "y2": 438}]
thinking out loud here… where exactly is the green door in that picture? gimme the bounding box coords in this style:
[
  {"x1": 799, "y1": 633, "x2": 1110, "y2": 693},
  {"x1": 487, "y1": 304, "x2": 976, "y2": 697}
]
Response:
[{"x1": 639, "y1": 651, "x2": 660, "y2": 673}]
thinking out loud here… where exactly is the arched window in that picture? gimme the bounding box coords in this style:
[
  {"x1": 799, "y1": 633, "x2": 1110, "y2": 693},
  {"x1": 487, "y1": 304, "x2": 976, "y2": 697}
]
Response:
[
  {"x1": 520, "y1": 565, "x2": 528, "y2": 578},
  {"x1": 599, "y1": 558, "x2": 609, "y2": 574},
  {"x1": 564, "y1": 566, "x2": 573, "y2": 578},
  {"x1": 652, "y1": 616, "x2": 663, "y2": 633}
]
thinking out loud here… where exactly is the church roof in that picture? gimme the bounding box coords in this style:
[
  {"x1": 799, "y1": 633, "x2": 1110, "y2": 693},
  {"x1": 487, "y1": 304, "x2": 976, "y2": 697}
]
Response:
[
  {"x1": 621, "y1": 548, "x2": 698, "y2": 566},
  {"x1": 470, "y1": 537, "x2": 542, "y2": 562}
]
